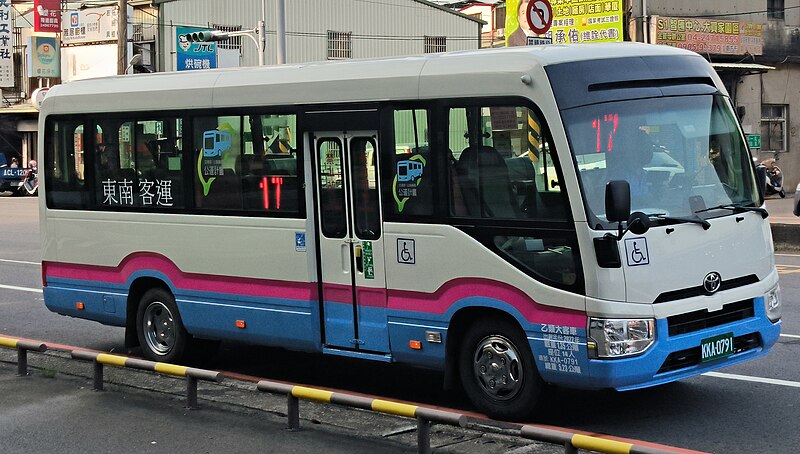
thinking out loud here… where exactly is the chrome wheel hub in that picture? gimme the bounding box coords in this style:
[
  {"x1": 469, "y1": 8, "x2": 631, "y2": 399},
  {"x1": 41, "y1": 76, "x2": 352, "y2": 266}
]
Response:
[
  {"x1": 143, "y1": 301, "x2": 175, "y2": 356},
  {"x1": 472, "y1": 335, "x2": 523, "y2": 401}
]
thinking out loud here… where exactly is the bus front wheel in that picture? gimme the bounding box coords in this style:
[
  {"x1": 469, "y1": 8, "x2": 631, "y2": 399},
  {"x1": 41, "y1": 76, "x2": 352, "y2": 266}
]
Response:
[
  {"x1": 458, "y1": 318, "x2": 542, "y2": 421},
  {"x1": 136, "y1": 288, "x2": 188, "y2": 363}
]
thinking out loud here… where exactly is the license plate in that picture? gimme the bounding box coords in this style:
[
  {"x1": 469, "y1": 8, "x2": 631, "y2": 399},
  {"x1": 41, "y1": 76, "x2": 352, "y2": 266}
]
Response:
[{"x1": 701, "y1": 332, "x2": 735, "y2": 362}]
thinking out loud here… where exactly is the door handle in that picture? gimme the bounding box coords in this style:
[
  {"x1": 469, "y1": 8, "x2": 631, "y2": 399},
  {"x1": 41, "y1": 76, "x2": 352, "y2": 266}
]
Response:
[{"x1": 354, "y1": 244, "x2": 364, "y2": 273}]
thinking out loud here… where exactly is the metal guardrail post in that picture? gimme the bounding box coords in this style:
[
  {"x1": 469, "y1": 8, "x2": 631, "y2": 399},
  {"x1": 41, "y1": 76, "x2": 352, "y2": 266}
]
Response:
[
  {"x1": 17, "y1": 348, "x2": 28, "y2": 376},
  {"x1": 93, "y1": 361, "x2": 104, "y2": 391},
  {"x1": 256, "y1": 380, "x2": 468, "y2": 454},
  {"x1": 71, "y1": 350, "x2": 223, "y2": 408},
  {"x1": 287, "y1": 394, "x2": 300, "y2": 430},
  {"x1": 187, "y1": 376, "x2": 198, "y2": 409},
  {"x1": 0, "y1": 337, "x2": 47, "y2": 376},
  {"x1": 416, "y1": 416, "x2": 431, "y2": 454}
]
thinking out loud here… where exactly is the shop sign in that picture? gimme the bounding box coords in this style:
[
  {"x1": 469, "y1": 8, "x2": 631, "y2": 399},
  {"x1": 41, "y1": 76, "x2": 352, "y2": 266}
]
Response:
[
  {"x1": 34, "y1": 0, "x2": 61, "y2": 33},
  {"x1": 62, "y1": 6, "x2": 119, "y2": 45},
  {"x1": 29, "y1": 36, "x2": 60, "y2": 78},
  {"x1": 176, "y1": 27, "x2": 217, "y2": 71},
  {"x1": 652, "y1": 15, "x2": 763, "y2": 56},
  {"x1": 505, "y1": 0, "x2": 623, "y2": 47},
  {"x1": 0, "y1": 1, "x2": 12, "y2": 87}
]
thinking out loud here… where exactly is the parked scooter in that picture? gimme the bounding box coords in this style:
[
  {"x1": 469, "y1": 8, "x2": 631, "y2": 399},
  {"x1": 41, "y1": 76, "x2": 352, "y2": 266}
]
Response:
[
  {"x1": 759, "y1": 158, "x2": 785, "y2": 198},
  {"x1": 18, "y1": 159, "x2": 38, "y2": 196}
]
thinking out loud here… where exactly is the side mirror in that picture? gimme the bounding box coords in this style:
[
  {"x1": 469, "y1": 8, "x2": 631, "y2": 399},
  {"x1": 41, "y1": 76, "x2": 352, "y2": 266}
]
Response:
[
  {"x1": 793, "y1": 184, "x2": 800, "y2": 217},
  {"x1": 606, "y1": 180, "x2": 631, "y2": 223},
  {"x1": 755, "y1": 165, "x2": 767, "y2": 200},
  {"x1": 627, "y1": 211, "x2": 650, "y2": 235},
  {"x1": 736, "y1": 105, "x2": 746, "y2": 121}
]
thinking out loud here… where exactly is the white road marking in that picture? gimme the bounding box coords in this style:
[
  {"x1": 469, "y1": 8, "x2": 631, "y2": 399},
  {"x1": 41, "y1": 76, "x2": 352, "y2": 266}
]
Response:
[
  {"x1": 0, "y1": 258, "x2": 40, "y2": 266},
  {"x1": 704, "y1": 371, "x2": 800, "y2": 388},
  {"x1": 0, "y1": 284, "x2": 42, "y2": 294},
  {"x1": 780, "y1": 333, "x2": 800, "y2": 339}
]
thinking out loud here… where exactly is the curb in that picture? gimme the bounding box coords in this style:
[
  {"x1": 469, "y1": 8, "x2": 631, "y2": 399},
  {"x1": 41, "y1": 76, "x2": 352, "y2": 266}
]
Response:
[{"x1": 771, "y1": 223, "x2": 800, "y2": 252}]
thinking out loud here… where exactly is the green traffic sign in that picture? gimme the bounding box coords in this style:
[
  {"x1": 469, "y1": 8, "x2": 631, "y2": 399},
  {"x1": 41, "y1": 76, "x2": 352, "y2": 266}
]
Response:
[{"x1": 747, "y1": 134, "x2": 761, "y2": 149}]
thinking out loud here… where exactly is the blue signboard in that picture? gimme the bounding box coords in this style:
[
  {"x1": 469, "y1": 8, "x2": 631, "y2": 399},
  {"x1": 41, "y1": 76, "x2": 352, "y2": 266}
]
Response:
[{"x1": 176, "y1": 26, "x2": 217, "y2": 71}]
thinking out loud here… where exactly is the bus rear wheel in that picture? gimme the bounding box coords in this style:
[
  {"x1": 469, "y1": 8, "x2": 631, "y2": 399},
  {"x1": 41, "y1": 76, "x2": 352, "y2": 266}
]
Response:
[
  {"x1": 136, "y1": 288, "x2": 188, "y2": 363},
  {"x1": 458, "y1": 318, "x2": 542, "y2": 421}
]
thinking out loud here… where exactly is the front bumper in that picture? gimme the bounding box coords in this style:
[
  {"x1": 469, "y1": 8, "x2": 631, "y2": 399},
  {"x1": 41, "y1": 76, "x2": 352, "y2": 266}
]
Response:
[{"x1": 531, "y1": 297, "x2": 781, "y2": 390}]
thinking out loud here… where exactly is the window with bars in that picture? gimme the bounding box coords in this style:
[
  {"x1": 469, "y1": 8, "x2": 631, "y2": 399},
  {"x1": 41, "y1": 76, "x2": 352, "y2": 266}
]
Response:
[
  {"x1": 761, "y1": 104, "x2": 787, "y2": 152},
  {"x1": 212, "y1": 24, "x2": 243, "y2": 51},
  {"x1": 327, "y1": 31, "x2": 352, "y2": 60},
  {"x1": 424, "y1": 36, "x2": 446, "y2": 53},
  {"x1": 767, "y1": 0, "x2": 785, "y2": 20}
]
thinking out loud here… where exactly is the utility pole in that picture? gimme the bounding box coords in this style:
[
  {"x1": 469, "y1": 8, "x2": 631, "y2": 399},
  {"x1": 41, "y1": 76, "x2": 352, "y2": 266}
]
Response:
[
  {"x1": 117, "y1": 0, "x2": 128, "y2": 74},
  {"x1": 276, "y1": 0, "x2": 286, "y2": 64}
]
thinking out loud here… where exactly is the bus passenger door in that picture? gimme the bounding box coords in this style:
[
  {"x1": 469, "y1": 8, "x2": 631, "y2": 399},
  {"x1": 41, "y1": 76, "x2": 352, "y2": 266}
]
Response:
[{"x1": 314, "y1": 132, "x2": 390, "y2": 354}]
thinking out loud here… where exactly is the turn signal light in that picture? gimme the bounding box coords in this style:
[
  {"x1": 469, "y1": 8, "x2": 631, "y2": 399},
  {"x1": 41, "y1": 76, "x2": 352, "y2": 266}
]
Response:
[
  {"x1": 409, "y1": 340, "x2": 422, "y2": 350},
  {"x1": 236, "y1": 320, "x2": 246, "y2": 329},
  {"x1": 75, "y1": 302, "x2": 85, "y2": 310}
]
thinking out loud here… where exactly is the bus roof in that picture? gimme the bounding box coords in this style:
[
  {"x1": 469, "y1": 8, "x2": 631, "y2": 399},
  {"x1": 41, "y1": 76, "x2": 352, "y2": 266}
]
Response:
[{"x1": 42, "y1": 43, "x2": 705, "y2": 115}]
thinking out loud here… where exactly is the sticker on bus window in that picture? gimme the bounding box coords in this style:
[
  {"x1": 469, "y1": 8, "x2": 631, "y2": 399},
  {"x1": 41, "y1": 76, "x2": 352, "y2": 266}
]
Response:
[
  {"x1": 197, "y1": 129, "x2": 232, "y2": 196},
  {"x1": 392, "y1": 154, "x2": 426, "y2": 213},
  {"x1": 100, "y1": 178, "x2": 175, "y2": 207}
]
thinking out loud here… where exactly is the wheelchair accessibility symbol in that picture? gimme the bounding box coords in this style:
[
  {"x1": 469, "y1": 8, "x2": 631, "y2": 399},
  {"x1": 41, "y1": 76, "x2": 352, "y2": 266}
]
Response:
[
  {"x1": 397, "y1": 238, "x2": 415, "y2": 265},
  {"x1": 624, "y1": 237, "x2": 649, "y2": 267}
]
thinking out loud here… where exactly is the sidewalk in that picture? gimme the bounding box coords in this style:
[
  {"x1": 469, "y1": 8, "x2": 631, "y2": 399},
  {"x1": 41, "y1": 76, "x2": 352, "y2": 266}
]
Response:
[
  {"x1": 0, "y1": 350, "x2": 566, "y2": 454},
  {"x1": 765, "y1": 195, "x2": 800, "y2": 251}
]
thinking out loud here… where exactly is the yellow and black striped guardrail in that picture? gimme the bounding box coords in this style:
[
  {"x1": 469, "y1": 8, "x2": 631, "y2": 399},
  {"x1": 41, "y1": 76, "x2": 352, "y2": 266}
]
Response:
[
  {"x1": 2, "y1": 337, "x2": 685, "y2": 454},
  {"x1": 0, "y1": 335, "x2": 47, "y2": 376},
  {"x1": 71, "y1": 350, "x2": 222, "y2": 409},
  {"x1": 258, "y1": 380, "x2": 678, "y2": 454},
  {"x1": 257, "y1": 380, "x2": 466, "y2": 454},
  {"x1": 520, "y1": 425, "x2": 676, "y2": 454}
]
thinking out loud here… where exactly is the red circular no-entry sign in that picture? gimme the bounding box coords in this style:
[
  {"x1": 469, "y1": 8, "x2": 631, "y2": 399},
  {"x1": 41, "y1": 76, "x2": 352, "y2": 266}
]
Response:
[{"x1": 526, "y1": 0, "x2": 553, "y2": 35}]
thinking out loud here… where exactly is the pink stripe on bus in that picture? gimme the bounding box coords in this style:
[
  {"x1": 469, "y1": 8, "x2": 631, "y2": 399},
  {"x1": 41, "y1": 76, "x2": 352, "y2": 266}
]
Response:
[
  {"x1": 45, "y1": 255, "x2": 584, "y2": 326},
  {"x1": 44, "y1": 253, "x2": 316, "y2": 301},
  {"x1": 388, "y1": 278, "x2": 585, "y2": 327}
]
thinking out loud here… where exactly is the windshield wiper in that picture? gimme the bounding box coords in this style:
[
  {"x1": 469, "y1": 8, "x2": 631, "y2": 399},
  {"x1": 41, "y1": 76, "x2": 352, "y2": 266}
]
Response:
[
  {"x1": 644, "y1": 212, "x2": 711, "y2": 230},
  {"x1": 694, "y1": 203, "x2": 768, "y2": 219}
]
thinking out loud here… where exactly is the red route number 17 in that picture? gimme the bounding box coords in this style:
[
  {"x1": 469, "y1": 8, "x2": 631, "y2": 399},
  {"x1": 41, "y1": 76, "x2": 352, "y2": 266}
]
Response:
[{"x1": 592, "y1": 113, "x2": 619, "y2": 153}]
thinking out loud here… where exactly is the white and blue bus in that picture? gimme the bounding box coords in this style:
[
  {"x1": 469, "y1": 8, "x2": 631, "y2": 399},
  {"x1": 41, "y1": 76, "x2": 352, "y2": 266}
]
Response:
[{"x1": 39, "y1": 43, "x2": 781, "y2": 420}]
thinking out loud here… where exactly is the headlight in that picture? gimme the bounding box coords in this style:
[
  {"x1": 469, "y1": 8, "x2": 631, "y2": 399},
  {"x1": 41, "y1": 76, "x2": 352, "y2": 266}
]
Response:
[
  {"x1": 765, "y1": 285, "x2": 781, "y2": 322},
  {"x1": 588, "y1": 318, "x2": 655, "y2": 358}
]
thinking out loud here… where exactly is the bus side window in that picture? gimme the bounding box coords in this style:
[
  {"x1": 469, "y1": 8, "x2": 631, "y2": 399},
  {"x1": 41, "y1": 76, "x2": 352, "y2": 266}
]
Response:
[
  {"x1": 241, "y1": 113, "x2": 301, "y2": 214},
  {"x1": 46, "y1": 120, "x2": 88, "y2": 209}
]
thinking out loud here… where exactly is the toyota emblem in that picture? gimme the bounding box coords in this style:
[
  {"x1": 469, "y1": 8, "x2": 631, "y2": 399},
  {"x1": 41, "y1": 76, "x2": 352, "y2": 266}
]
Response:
[{"x1": 703, "y1": 272, "x2": 722, "y2": 294}]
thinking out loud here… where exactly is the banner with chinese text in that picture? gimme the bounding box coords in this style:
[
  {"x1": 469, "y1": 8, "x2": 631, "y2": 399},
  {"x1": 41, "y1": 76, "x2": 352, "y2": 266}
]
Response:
[
  {"x1": 29, "y1": 36, "x2": 60, "y2": 78},
  {"x1": 34, "y1": 0, "x2": 61, "y2": 33},
  {"x1": 0, "y1": 1, "x2": 13, "y2": 87},
  {"x1": 652, "y1": 16, "x2": 763, "y2": 56},
  {"x1": 176, "y1": 27, "x2": 217, "y2": 71},
  {"x1": 506, "y1": 0, "x2": 623, "y2": 47}
]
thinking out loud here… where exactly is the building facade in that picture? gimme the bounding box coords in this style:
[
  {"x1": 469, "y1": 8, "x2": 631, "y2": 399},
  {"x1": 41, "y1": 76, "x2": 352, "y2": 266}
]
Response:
[
  {"x1": 628, "y1": 0, "x2": 800, "y2": 191},
  {"x1": 155, "y1": 0, "x2": 482, "y2": 69},
  {"x1": 0, "y1": 0, "x2": 481, "y2": 171}
]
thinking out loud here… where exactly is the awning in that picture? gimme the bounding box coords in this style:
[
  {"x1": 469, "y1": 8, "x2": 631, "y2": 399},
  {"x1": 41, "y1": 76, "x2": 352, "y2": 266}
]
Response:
[
  {"x1": 711, "y1": 62, "x2": 775, "y2": 75},
  {"x1": 0, "y1": 103, "x2": 39, "y2": 114}
]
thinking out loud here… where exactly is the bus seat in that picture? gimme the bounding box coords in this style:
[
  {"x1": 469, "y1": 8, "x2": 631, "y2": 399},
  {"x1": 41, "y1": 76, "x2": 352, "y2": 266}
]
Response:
[
  {"x1": 449, "y1": 151, "x2": 468, "y2": 216},
  {"x1": 457, "y1": 145, "x2": 520, "y2": 218}
]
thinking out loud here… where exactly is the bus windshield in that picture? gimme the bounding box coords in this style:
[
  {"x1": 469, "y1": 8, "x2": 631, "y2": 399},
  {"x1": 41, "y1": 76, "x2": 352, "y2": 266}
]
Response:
[{"x1": 563, "y1": 94, "x2": 761, "y2": 229}]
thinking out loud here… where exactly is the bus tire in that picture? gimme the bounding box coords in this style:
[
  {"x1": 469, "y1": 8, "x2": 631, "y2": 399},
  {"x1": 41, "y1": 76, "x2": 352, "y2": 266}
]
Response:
[
  {"x1": 136, "y1": 288, "x2": 188, "y2": 363},
  {"x1": 458, "y1": 318, "x2": 542, "y2": 421}
]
